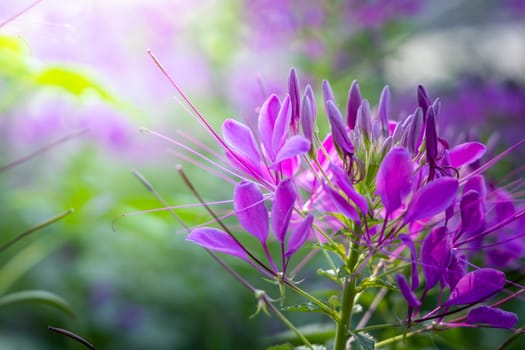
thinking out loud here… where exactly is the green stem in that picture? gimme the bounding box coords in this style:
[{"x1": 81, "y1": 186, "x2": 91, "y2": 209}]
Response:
[
  {"x1": 374, "y1": 327, "x2": 427, "y2": 348},
  {"x1": 284, "y1": 279, "x2": 339, "y2": 321},
  {"x1": 333, "y1": 239, "x2": 360, "y2": 350},
  {"x1": 265, "y1": 296, "x2": 314, "y2": 350}
]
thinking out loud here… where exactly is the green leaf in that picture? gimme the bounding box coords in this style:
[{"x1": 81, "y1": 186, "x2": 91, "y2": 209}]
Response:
[
  {"x1": 357, "y1": 278, "x2": 397, "y2": 292},
  {"x1": 317, "y1": 268, "x2": 339, "y2": 283},
  {"x1": 34, "y1": 66, "x2": 114, "y2": 102},
  {"x1": 349, "y1": 331, "x2": 375, "y2": 350},
  {"x1": 282, "y1": 302, "x2": 324, "y2": 313},
  {"x1": 0, "y1": 290, "x2": 75, "y2": 317},
  {"x1": 267, "y1": 344, "x2": 294, "y2": 350}
]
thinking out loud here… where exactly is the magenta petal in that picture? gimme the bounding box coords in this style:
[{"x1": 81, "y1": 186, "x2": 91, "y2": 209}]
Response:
[
  {"x1": 444, "y1": 253, "x2": 467, "y2": 289},
  {"x1": 445, "y1": 268, "x2": 505, "y2": 306},
  {"x1": 300, "y1": 92, "x2": 315, "y2": 142},
  {"x1": 271, "y1": 179, "x2": 297, "y2": 243},
  {"x1": 467, "y1": 306, "x2": 518, "y2": 329},
  {"x1": 449, "y1": 142, "x2": 486, "y2": 168},
  {"x1": 421, "y1": 226, "x2": 452, "y2": 290},
  {"x1": 222, "y1": 119, "x2": 260, "y2": 166},
  {"x1": 329, "y1": 164, "x2": 368, "y2": 215},
  {"x1": 258, "y1": 94, "x2": 281, "y2": 159},
  {"x1": 376, "y1": 147, "x2": 413, "y2": 214},
  {"x1": 327, "y1": 100, "x2": 354, "y2": 155},
  {"x1": 233, "y1": 181, "x2": 269, "y2": 243},
  {"x1": 273, "y1": 135, "x2": 310, "y2": 165},
  {"x1": 460, "y1": 190, "x2": 484, "y2": 234},
  {"x1": 324, "y1": 184, "x2": 361, "y2": 224},
  {"x1": 396, "y1": 274, "x2": 421, "y2": 308},
  {"x1": 346, "y1": 80, "x2": 361, "y2": 130},
  {"x1": 186, "y1": 228, "x2": 247, "y2": 260},
  {"x1": 464, "y1": 175, "x2": 486, "y2": 200},
  {"x1": 377, "y1": 85, "x2": 390, "y2": 136},
  {"x1": 271, "y1": 96, "x2": 292, "y2": 156},
  {"x1": 405, "y1": 177, "x2": 458, "y2": 223},
  {"x1": 288, "y1": 68, "x2": 301, "y2": 132},
  {"x1": 285, "y1": 214, "x2": 314, "y2": 257},
  {"x1": 400, "y1": 234, "x2": 419, "y2": 290}
]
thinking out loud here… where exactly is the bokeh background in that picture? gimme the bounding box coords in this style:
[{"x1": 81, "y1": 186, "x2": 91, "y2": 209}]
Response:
[{"x1": 0, "y1": 0, "x2": 524, "y2": 349}]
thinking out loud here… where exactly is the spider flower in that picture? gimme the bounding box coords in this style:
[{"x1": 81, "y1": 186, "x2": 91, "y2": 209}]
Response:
[{"x1": 178, "y1": 68, "x2": 523, "y2": 338}]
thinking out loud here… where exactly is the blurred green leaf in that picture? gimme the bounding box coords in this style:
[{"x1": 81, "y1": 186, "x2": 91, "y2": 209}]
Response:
[
  {"x1": 0, "y1": 290, "x2": 75, "y2": 317},
  {"x1": 349, "y1": 331, "x2": 375, "y2": 350},
  {"x1": 34, "y1": 66, "x2": 114, "y2": 102}
]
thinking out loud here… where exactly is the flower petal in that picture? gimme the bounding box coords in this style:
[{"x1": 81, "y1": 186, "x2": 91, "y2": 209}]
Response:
[
  {"x1": 288, "y1": 68, "x2": 301, "y2": 133},
  {"x1": 271, "y1": 179, "x2": 297, "y2": 243},
  {"x1": 329, "y1": 163, "x2": 368, "y2": 215},
  {"x1": 301, "y1": 90, "x2": 315, "y2": 142},
  {"x1": 445, "y1": 268, "x2": 505, "y2": 306},
  {"x1": 460, "y1": 190, "x2": 484, "y2": 234},
  {"x1": 273, "y1": 135, "x2": 311, "y2": 165},
  {"x1": 258, "y1": 94, "x2": 281, "y2": 159},
  {"x1": 377, "y1": 85, "x2": 391, "y2": 136},
  {"x1": 233, "y1": 181, "x2": 269, "y2": 243},
  {"x1": 327, "y1": 100, "x2": 354, "y2": 155},
  {"x1": 376, "y1": 147, "x2": 413, "y2": 214},
  {"x1": 286, "y1": 214, "x2": 314, "y2": 257},
  {"x1": 324, "y1": 183, "x2": 361, "y2": 224},
  {"x1": 346, "y1": 80, "x2": 361, "y2": 130},
  {"x1": 449, "y1": 142, "x2": 486, "y2": 168},
  {"x1": 271, "y1": 96, "x2": 292, "y2": 156},
  {"x1": 186, "y1": 228, "x2": 247, "y2": 260},
  {"x1": 222, "y1": 119, "x2": 260, "y2": 167},
  {"x1": 467, "y1": 306, "x2": 518, "y2": 329},
  {"x1": 421, "y1": 226, "x2": 453, "y2": 290},
  {"x1": 405, "y1": 177, "x2": 458, "y2": 223},
  {"x1": 396, "y1": 274, "x2": 421, "y2": 308}
]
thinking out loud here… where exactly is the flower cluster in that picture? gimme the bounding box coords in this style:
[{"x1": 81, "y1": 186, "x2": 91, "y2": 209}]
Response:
[{"x1": 177, "y1": 68, "x2": 524, "y2": 348}]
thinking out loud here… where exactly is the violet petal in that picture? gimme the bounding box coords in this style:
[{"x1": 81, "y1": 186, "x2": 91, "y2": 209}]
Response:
[
  {"x1": 271, "y1": 179, "x2": 297, "y2": 243},
  {"x1": 300, "y1": 92, "x2": 315, "y2": 142},
  {"x1": 445, "y1": 268, "x2": 505, "y2": 306},
  {"x1": 329, "y1": 163, "x2": 368, "y2": 215},
  {"x1": 222, "y1": 119, "x2": 260, "y2": 167},
  {"x1": 460, "y1": 190, "x2": 484, "y2": 234},
  {"x1": 324, "y1": 183, "x2": 361, "y2": 224},
  {"x1": 271, "y1": 95, "x2": 292, "y2": 155},
  {"x1": 376, "y1": 147, "x2": 413, "y2": 214},
  {"x1": 449, "y1": 142, "x2": 486, "y2": 168},
  {"x1": 285, "y1": 214, "x2": 314, "y2": 257},
  {"x1": 444, "y1": 253, "x2": 467, "y2": 290},
  {"x1": 186, "y1": 228, "x2": 247, "y2": 260},
  {"x1": 233, "y1": 181, "x2": 269, "y2": 243},
  {"x1": 404, "y1": 177, "x2": 458, "y2": 223},
  {"x1": 417, "y1": 85, "x2": 431, "y2": 116},
  {"x1": 396, "y1": 274, "x2": 421, "y2": 308},
  {"x1": 346, "y1": 80, "x2": 361, "y2": 130},
  {"x1": 288, "y1": 68, "x2": 301, "y2": 133},
  {"x1": 327, "y1": 100, "x2": 354, "y2": 155},
  {"x1": 356, "y1": 99, "x2": 372, "y2": 141},
  {"x1": 273, "y1": 135, "x2": 311, "y2": 166},
  {"x1": 425, "y1": 106, "x2": 438, "y2": 164},
  {"x1": 400, "y1": 234, "x2": 420, "y2": 290},
  {"x1": 258, "y1": 94, "x2": 281, "y2": 159},
  {"x1": 467, "y1": 306, "x2": 518, "y2": 329},
  {"x1": 377, "y1": 85, "x2": 390, "y2": 137},
  {"x1": 421, "y1": 226, "x2": 452, "y2": 290}
]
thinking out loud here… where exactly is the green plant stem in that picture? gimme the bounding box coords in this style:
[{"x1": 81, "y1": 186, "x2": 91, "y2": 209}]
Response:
[
  {"x1": 333, "y1": 239, "x2": 360, "y2": 350},
  {"x1": 374, "y1": 327, "x2": 427, "y2": 348},
  {"x1": 0, "y1": 208, "x2": 74, "y2": 254},
  {"x1": 265, "y1": 297, "x2": 314, "y2": 350},
  {"x1": 284, "y1": 279, "x2": 339, "y2": 321}
]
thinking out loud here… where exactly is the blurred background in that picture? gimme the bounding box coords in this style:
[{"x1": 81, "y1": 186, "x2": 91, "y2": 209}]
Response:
[{"x1": 0, "y1": 0, "x2": 524, "y2": 349}]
